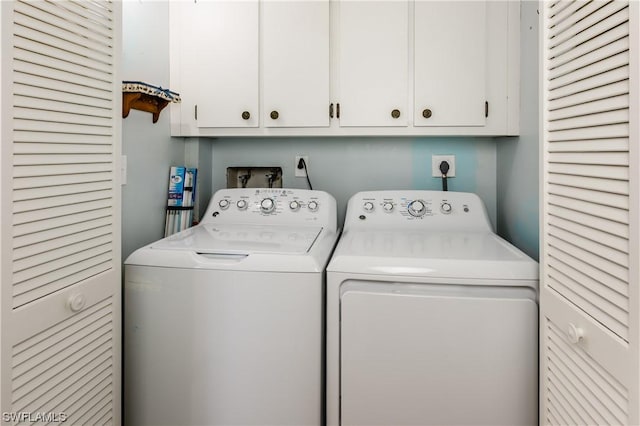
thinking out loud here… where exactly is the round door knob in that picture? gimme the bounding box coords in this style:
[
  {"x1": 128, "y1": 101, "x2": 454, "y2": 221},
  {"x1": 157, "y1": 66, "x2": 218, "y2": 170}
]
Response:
[
  {"x1": 423, "y1": 109, "x2": 432, "y2": 119},
  {"x1": 391, "y1": 109, "x2": 401, "y2": 119},
  {"x1": 242, "y1": 111, "x2": 251, "y2": 120},
  {"x1": 363, "y1": 202, "x2": 375, "y2": 212},
  {"x1": 67, "y1": 293, "x2": 86, "y2": 312},
  {"x1": 567, "y1": 323, "x2": 585, "y2": 344},
  {"x1": 408, "y1": 200, "x2": 426, "y2": 217},
  {"x1": 383, "y1": 202, "x2": 394, "y2": 212},
  {"x1": 260, "y1": 198, "x2": 275, "y2": 213},
  {"x1": 440, "y1": 202, "x2": 452, "y2": 214},
  {"x1": 270, "y1": 110, "x2": 279, "y2": 120},
  {"x1": 218, "y1": 199, "x2": 230, "y2": 210},
  {"x1": 289, "y1": 200, "x2": 300, "y2": 211},
  {"x1": 307, "y1": 201, "x2": 319, "y2": 212},
  {"x1": 237, "y1": 199, "x2": 248, "y2": 210}
]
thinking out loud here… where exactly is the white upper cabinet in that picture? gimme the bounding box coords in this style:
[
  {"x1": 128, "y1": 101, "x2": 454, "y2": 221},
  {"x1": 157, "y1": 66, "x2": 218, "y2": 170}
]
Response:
[
  {"x1": 187, "y1": 1, "x2": 259, "y2": 128},
  {"x1": 414, "y1": 1, "x2": 487, "y2": 127},
  {"x1": 262, "y1": 0, "x2": 330, "y2": 128},
  {"x1": 170, "y1": 1, "x2": 519, "y2": 137},
  {"x1": 337, "y1": 1, "x2": 409, "y2": 127}
]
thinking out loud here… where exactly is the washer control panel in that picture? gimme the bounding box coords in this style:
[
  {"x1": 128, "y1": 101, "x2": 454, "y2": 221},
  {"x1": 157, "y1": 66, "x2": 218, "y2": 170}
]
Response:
[
  {"x1": 349, "y1": 190, "x2": 492, "y2": 231},
  {"x1": 203, "y1": 188, "x2": 337, "y2": 230}
]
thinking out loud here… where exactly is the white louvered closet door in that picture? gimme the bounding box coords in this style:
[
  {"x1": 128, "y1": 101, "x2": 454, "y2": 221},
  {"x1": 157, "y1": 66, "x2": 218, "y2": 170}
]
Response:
[
  {"x1": 0, "y1": 1, "x2": 121, "y2": 424},
  {"x1": 540, "y1": 1, "x2": 639, "y2": 424}
]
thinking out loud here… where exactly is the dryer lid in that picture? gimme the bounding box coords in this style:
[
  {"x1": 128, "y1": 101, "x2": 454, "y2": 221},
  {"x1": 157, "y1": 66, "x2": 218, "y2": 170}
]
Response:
[{"x1": 150, "y1": 224, "x2": 323, "y2": 255}]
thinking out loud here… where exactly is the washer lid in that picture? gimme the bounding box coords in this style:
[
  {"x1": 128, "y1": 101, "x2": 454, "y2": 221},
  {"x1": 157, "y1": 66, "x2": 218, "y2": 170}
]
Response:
[
  {"x1": 328, "y1": 230, "x2": 538, "y2": 281},
  {"x1": 150, "y1": 224, "x2": 323, "y2": 255}
]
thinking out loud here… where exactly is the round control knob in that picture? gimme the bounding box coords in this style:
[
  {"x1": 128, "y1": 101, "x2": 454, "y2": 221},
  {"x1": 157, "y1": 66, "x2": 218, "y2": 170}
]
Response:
[
  {"x1": 383, "y1": 202, "x2": 394, "y2": 212},
  {"x1": 289, "y1": 200, "x2": 301, "y2": 211},
  {"x1": 307, "y1": 201, "x2": 319, "y2": 212},
  {"x1": 260, "y1": 198, "x2": 275, "y2": 213},
  {"x1": 363, "y1": 202, "x2": 375, "y2": 212},
  {"x1": 440, "y1": 202, "x2": 452, "y2": 214},
  {"x1": 408, "y1": 200, "x2": 427, "y2": 217},
  {"x1": 236, "y1": 199, "x2": 248, "y2": 210},
  {"x1": 218, "y1": 199, "x2": 230, "y2": 210}
]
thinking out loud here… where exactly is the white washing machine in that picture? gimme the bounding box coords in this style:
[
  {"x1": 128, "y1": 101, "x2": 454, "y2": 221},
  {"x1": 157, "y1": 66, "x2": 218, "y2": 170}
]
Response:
[
  {"x1": 124, "y1": 188, "x2": 338, "y2": 426},
  {"x1": 326, "y1": 190, "x2": 538, "y2": 426}
]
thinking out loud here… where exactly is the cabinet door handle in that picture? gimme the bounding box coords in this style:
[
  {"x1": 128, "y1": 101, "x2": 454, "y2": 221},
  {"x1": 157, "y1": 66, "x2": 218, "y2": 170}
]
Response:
[
  {"x1": 391, "y1": 109, "x2": 401, "y2": 119},
  {"x1": 329, "y1": 103, "x2": 334, "y2": 119},
  {"x1": 242, "y1": 111, "x2": 250, "y2": 120},
  {"x1": 422, "y1": 108, "x2": 432, "y2": 119},
  {"x1": 270, "y1": 110, "x2": 279, "y2": 120}
]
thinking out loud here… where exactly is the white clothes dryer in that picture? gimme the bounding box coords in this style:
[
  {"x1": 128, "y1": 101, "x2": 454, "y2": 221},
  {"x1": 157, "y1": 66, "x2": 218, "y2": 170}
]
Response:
[
  {"x1": 326, "y1": 190, "x2": 538, "y2": 426},
  {"x1": 124, "y1": 188, "x2": 338, "y2": 426}
]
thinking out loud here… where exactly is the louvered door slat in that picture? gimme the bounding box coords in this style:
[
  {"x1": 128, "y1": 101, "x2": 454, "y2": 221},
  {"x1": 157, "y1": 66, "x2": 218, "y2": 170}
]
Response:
[
  {"x1": 14, "y1": 35, "x2": 112, "y2": 76},
  {"x1": 549, "y1": 151, "x2": 629, "y2": 165},
  {"x1": 549, "y1": 183, "x2": 627, "y2": 210},
  {"x1": 549, "y1": 51, "x2": 629, "y2": 91},
  {"x1": 14, "y1": 8, "x2": 112, "y2": 56},
  {"x1": 548, "y1": 174, "x2": 629, "y2": 196},
  {"x1": 550, "y1": 19, "x2": 629, "y2": 73},
  {"x1": 13, "y1": 208, "x2": 112, "y2": 239},
  {"x1": 13, "y1": 171, "x2": 113, "y2": 190},
  {"x1": 13, "y1": 216, "x2": 112, "y2": 251},
  {"x1": 548, "y1": 214, "x2": 628, "y2": 254},
  {"x1": 14, "y1": 84, "x2": 113, "y2": 111},
  {"x1": 548, "y1": 194, "x2": 628, "y2": 224},
  {"x1": 548, "y1": 138, "x2": 629, "y2": 153},
  {"x1": 549, "y1": 2, "x2": 628, "y2": 48},
  {"x1": 548, "y1": 66, "x2": 629, "y2": 101},
  {"x1": 13, "y1": 225, "x2": 111, "y2": 263},
  {"x1": 13, "y1": 72, "x2": 111, "y2": 101},
  {"x1": 547, "y1": 0, "x2": 590, "y2": 31},
  {"x1": 548, "y1": 244, "x2": 628, "y2": 312},
  {"x1": 14, "y1": 180, "x2": 113, "y2": 201},
  {"x1": 15, "y1": 96, "x2": 113, "y2": 119},
  {"x1": 550, "y1": 34, "x2": 629, "y2": 82},
  {"x1": 3, "y1": 1, "x2": 120, "y2": 420},
  {"x1": 541, "y1": 0, "x2": 637, "y2": 422},
  {"x1": 549, "y1": 81, "x2": 629, "y2": 110},
  {"x1": 548, "y1": 224, "x2": 629, "y2": 271},
  {"x1": 548, "y1": 95, "x2": 629, "y2": 122},
  {"x1": 18, "y1": 0, "x2": 113, "y2": 40},
  {"x1": 548, "y1": 162, "x2": 629, "y2": 179}
]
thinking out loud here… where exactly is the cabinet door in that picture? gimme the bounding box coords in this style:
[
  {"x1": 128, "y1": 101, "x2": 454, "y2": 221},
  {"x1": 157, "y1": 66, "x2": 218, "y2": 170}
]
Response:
[
  {"x1": 263, "y1": 0, "x2": 329, "y2": 128},
  {"x1": 187, "y1": 1, "x2": 259, "y2": 128},
  {"x1": 414, "y1": 1, "x2": 487, "y2": 127},
  {"x1": 540, "y1": 1, "x2": 638, "y2": 424},
  {"x1": 338, "y1": 0, "x2": 409, "y2": 127}
]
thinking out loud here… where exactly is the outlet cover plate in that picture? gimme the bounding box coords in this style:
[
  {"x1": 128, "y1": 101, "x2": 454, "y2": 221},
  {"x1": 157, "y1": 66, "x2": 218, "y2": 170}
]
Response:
[
  {"x1": 432, "y1": 155, "x2": 456, "y2": 177},
  {"x1": 295, "y1": 155, "x2": 309, "y2": 177}
]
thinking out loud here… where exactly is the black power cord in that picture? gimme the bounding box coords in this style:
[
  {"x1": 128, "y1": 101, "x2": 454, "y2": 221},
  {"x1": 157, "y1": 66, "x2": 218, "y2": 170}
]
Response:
[
  {"x1": 439, "y1": 161, "x2": 450, "y2": 191},
  {"x1": 297, "y1": 158, "x2": 313, "y2": 190}
]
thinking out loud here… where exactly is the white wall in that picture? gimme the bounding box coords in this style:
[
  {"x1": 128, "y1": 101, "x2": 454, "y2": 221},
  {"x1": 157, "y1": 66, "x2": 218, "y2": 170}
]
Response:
[
  {"x1": 122, "y1": 1, "x2": 184, "y2": 260},
  {"x1": 496, "y1": 0, "x2": 539, "y2": 260}
]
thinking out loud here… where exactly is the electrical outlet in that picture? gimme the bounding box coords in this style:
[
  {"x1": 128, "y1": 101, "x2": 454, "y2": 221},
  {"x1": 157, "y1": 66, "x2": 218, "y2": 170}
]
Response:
[
  {"x1": 431, "y1": 155, "x2": 456, "y2": 177},
  {"x1": 295, "y1": 155, "x2": 309, "y2": 177}
]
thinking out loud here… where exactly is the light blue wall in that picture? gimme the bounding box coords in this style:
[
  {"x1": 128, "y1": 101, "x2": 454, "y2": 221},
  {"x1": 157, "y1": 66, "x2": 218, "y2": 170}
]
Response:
[
  {"x1": 122, "y1": 1, "x2": 184, "y2": 260},
  {"x1": 210, "y1": 137, "x2": 497, "y2": 229},
  {"x1": 496, "y1": 0, "x2": 540, "y2": 261}
]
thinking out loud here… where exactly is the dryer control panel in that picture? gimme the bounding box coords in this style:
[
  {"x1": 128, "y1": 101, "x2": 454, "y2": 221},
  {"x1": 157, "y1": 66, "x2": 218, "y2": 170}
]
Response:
[
  {"x1": 345, "y1": 190, "x2": 493, "y2": 232},
  {"x1": 203, "y1": 188, "x2": 337, "y2": 232}
]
